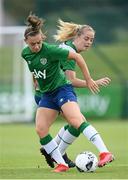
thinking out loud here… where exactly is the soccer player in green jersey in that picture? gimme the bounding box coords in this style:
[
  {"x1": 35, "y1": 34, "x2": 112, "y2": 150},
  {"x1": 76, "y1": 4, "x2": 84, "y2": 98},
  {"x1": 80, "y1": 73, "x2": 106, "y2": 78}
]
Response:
[
  {"x1": 40, "y1": 19, "x2": 114, "y2": 169},
  {"x1": 21, "y1": 13, "x2": 100, "y2": 172}
]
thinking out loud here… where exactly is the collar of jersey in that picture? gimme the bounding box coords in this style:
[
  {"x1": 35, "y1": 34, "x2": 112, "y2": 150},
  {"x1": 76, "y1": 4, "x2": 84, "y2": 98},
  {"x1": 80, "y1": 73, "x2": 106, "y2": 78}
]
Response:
[{"x1": 65, "y1": 40, "x2": 78, "y2": 52}]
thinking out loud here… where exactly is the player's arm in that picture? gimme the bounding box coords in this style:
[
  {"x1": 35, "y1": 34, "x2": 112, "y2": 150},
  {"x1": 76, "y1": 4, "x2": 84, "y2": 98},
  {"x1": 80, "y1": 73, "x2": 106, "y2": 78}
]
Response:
[
  {"x1": 68, "y1": 51, "x2": 99, "y2": 94},
  {"x1": 65, "y1": 70, "x2": 87, "y2": 88},
  {"x1": 65, "y1": 70, "x2": 111, "y2": 88}
]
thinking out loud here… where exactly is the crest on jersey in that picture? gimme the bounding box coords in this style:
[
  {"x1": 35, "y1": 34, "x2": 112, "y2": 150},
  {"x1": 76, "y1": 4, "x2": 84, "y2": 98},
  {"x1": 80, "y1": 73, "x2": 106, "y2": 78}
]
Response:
[{"x1": 40, "y1": 58, "x2": 47, "y2": 65}]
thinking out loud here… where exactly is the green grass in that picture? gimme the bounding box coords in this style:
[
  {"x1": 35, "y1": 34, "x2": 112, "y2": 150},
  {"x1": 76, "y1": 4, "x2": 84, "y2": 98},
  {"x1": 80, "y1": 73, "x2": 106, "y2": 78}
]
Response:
[{"x1": 0, "y1": 119, "x2": 128, "y2": 179}]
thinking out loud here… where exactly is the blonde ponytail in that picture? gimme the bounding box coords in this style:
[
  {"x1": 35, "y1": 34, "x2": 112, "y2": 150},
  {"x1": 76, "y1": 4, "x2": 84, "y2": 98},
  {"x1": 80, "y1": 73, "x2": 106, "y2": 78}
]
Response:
[
  {"x1": 54, "y1": 19, "x2": 82, "y2": 42},
  {"x1": 54, "y1": 19, "x2": 95, "y2": 42}
]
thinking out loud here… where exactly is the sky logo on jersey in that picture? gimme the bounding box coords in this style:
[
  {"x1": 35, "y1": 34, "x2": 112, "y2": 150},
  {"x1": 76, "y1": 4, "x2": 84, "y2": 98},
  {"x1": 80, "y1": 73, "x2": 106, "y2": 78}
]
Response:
[
  {"x1": 40, "y1": 58, "x2": 47, "y2": 65},
  {"x1": 32, "y1": 69, "x2": 46, "y2": 79}
]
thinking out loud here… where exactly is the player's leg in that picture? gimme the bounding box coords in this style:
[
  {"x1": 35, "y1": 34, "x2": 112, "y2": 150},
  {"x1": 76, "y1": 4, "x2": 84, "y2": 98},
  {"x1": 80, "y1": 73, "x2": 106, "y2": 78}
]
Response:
[
  {"x1": 78, "y1": 121, "x2": 114, "y2": 167},
  {"x1": 53, "y1": 111, "x2": 84, "y2": 145},
  {"x1": 39, "y1": 113, "x2": 75, "y2": 168},
  {"x1": 53, "y1": 123, "x2": 75, "y2": 168},
  {"x1": 34, "y1": 94, "x2": 55, "y2": 167},
  {"x1": 58, "y1": 114, "x2": 84, "y2": 156},
  {"x1": 57, "y1": 125, "x2": 79, "y2": 168},
  {"x1": 53, "y1": 112, "x2": 85, "y2": 167},
  {"x1": 40, "y1": 121, "x2": 76, "y2": 168},
  {"x1": 61, "y1": 102, "x2": 114, "y2": 167},
  {"x1": 36, "y1": 107, "x2": 69, "y2": 171},
  {"x1": 54, "y1": 124, "x2": 69, "y2": 144},
  {"x1": 39, "y1": 108, "x2": 75, "y2": 168},
  {"x1": 53, "y1": 114, "x2": 76, "y2": 168}
]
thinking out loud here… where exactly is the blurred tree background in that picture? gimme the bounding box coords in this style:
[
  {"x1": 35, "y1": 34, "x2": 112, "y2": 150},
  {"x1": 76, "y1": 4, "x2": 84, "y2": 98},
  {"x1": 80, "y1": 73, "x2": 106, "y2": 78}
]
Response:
[{"x1": 3, "y1": 0, "x2": 128, "y2": 43}]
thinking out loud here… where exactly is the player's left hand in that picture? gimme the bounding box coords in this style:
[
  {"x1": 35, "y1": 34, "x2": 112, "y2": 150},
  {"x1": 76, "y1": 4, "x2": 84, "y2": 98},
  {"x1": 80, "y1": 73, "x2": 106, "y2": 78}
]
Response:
[{"x1": 96, "y1": 77, "x2": 111, "y2": 87}]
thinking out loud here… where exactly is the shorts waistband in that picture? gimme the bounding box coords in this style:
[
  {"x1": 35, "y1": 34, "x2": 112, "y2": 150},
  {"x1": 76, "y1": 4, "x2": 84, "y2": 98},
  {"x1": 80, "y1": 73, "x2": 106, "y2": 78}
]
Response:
[{"x1": 44, "y1": 84, "x2": 73, "y2": 95}]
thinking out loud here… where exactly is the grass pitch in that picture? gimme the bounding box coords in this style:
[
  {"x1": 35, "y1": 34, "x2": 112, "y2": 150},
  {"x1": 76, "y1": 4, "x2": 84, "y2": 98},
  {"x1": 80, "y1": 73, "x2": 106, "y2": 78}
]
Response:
[{"x1": 0, "y1": 119, "x2": 128, "y2": 179}]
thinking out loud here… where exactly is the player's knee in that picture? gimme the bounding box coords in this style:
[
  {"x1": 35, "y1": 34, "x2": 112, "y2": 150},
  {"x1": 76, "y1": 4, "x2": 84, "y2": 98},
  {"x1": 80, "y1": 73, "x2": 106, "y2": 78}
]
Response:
[
  {"x1": 69, "y1": 117, "x2": 84, "y2": 129},
  {"x1": 35, "y1": 126, "x2": 49, "y2": 137}
]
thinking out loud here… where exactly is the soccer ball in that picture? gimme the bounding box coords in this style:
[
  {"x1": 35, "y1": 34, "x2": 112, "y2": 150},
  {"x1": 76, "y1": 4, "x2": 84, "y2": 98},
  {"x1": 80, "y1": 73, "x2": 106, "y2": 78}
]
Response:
[{"x1": 75, "y1": 151, "x2": 98, "y2": 172}]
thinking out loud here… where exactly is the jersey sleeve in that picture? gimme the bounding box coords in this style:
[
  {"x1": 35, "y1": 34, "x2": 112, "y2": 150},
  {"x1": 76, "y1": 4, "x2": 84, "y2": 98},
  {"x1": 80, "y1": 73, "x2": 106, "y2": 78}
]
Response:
[
  {"x1": 61, "y1": 59, "x2": 76, "y2": 71},
  {"x1": 21, "y1": 47, "x2": 29, "y2": 61},
  {"x1": 46, "y1": 44, "x2": 69, "y2": 62},
  {"x1": 21, "y1": 47, "x2": 33, "y2": 72},
  {"x1": 59, "y1": 42, "x2": 76, "y2": 71}
]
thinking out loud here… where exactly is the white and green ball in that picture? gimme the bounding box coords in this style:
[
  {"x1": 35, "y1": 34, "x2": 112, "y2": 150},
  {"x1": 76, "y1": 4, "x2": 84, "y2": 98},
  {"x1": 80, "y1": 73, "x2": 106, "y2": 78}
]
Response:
[{"x1": 75, "y1": 151, "x2": 98, "y2": 172}]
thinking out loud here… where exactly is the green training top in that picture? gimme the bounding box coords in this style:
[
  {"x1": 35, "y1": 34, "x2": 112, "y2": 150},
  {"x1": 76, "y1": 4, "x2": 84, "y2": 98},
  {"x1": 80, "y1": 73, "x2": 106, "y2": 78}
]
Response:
[
  {"x1": 21, "y1": 42, "x2": 71, "y2": 93},
  {"x1": 59, "y1": 40, "x2": 77, "y2": 71},
  {"x1": 34, "y1": 40, "x2": 77, "y2": 97}
]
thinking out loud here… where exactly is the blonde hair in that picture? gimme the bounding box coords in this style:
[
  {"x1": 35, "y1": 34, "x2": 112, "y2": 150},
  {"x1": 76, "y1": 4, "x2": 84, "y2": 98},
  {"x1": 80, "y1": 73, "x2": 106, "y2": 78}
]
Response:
[
  {"x1": 54, "y1": 19, "x2": 95, "y2": 42},
  {"x1": 24, "y1": 12, "x2": 46, "y2": 40}
]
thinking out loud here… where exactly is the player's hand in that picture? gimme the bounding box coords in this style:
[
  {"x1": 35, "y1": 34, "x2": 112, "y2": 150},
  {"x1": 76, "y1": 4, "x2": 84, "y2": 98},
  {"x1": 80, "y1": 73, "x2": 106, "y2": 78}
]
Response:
[
  {"x1": 96, "y1": 77, "x2": 111, "y2": 87},
  {"x1": 86, "y1": 78, "x2": 100, "y2": 94}
]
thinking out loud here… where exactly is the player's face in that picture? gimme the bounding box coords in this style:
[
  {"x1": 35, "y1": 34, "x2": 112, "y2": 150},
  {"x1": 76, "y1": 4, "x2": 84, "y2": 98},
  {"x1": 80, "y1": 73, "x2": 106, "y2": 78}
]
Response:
[
  {"x1": 75, "y1": 30, "x2": 95, "y2": 52},
  {"x1": 25, "y1": 33, "x2": 43, "y2": 53}
]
